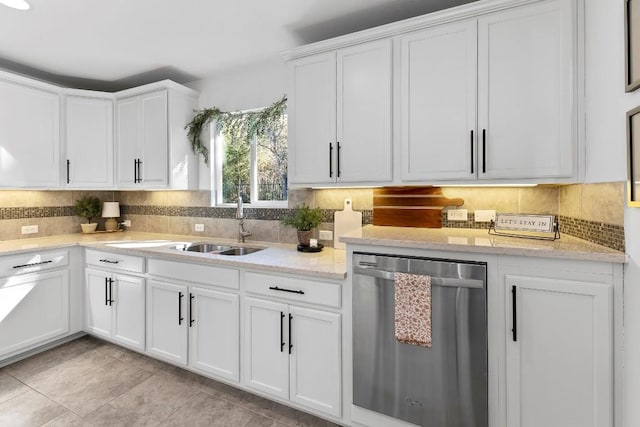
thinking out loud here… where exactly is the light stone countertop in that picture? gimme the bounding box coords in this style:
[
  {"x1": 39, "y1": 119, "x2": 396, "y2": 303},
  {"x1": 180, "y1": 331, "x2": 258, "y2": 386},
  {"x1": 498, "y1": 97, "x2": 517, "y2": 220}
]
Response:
[
  {"x1": 341, "y1": 225, "x2": 628, "y2": 264},
  {"x1": 0, "y1": 232, "x2": 348, "y2": 281}
]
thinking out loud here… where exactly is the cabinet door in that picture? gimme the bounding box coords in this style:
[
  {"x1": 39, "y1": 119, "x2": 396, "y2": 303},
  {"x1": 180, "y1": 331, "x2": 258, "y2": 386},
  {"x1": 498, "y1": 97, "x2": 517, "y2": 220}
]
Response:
[
  {"x1": 478, "y1": 0, "x2": 575, "y2": 179},
  {"x1": 288, "y1": 53, "x2": 337, "y2": 184},
  {"x1": 0, "y1": 270, "x2": 69, "y2": 357},
  {"x1": 139, "y1": 90, "x2": 168, "y2": 187},
  {"x1": 244, "y1": 297, "x2": 289, "y2": 400},
  {"x1": 506, "y1": 275, "x2": 612, "y2": 427},
  {"x1": 289, "y1": 306, "x2": 341, "y2": 417},
  {"x1": 65, "y1": 95, "x2": 114, "y2": 188},
  {"x1": 189, "y1": 286, "x2": 239, "y2": 382},
  {"x1": 112, "y1": 274, "x2": 145, "y2": 351},
  {"x1": 146, "y1": 280, "x2": 188, "y2": 365},
  {"x1": 115, "y1": 96, "x2": 140, "y2": 187},
  {"x1": 337, "y1": 39, "x2": 393, "y2": 183},
  {"x1": 400, "y1": 20, "x2": 477, "y2": 181},
  {"x1": 0, "y1": 79, "x2": 60, "y2": 188},
  {"x1": 85, "y1": 268, "x2": 112, "y2": 339}
]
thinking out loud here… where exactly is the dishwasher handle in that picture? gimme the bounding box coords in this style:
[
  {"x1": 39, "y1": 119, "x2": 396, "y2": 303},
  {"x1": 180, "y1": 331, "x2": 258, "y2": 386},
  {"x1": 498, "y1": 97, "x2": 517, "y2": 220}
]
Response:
[{"x1": 353, "y1": 265, "x2": 484, "y2": 289}]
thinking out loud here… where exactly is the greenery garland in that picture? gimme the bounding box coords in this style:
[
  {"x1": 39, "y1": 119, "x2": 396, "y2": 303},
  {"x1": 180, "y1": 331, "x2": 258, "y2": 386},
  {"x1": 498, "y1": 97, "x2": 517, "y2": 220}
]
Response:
[{"x1": 185, "y1": 95, "x2": 287, "y2": 164}]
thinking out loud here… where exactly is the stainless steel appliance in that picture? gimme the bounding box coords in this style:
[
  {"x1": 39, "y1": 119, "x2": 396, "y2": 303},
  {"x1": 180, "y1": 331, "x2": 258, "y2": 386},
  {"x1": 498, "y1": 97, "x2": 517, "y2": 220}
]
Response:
[{"x1": 352, "y1": 253, "x2": 488, "y2": 427}]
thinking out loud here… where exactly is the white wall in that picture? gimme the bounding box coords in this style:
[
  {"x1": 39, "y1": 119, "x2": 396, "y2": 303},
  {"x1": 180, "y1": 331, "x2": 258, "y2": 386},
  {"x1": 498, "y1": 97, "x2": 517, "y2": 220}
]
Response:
[{"x1": 187, "y1": 57, "x2": 288, "y2": 189}]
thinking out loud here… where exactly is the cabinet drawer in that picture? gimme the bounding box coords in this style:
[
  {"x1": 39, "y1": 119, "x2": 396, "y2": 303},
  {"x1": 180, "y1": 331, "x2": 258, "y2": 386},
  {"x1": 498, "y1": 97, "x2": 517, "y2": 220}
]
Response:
[
  {"x1": 85, "y1": 249, "x2": 145, "y2": 274},
  {"x1": 148, "y1": 258, "x2": 239, "y2": 290},
  {"x1": 0, "y1": 250, "x2": 69, "y2": 277},
  {"x1": 245, "y1": 271, "x2": 341, "y2": 308}
]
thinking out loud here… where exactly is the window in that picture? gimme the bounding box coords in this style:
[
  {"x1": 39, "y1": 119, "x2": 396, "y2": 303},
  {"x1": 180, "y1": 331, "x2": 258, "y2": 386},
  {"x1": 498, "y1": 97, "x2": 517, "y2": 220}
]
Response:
[{"x1": 213, "y1": 111, "x2": 287, "y2": 207}]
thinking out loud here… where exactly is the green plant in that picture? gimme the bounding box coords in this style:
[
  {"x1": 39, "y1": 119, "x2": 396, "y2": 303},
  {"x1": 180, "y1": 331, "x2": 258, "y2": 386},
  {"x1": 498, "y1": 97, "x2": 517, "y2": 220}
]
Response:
[
  {"x1": 74, "y1": 196, "x2": 102, "y2": 223},
  {"x1": 185, "y1": 95, "x2": 287, "y2": 164},
  {"x1": 281, "y1": 204, "x2": 323, "y2": 231}
]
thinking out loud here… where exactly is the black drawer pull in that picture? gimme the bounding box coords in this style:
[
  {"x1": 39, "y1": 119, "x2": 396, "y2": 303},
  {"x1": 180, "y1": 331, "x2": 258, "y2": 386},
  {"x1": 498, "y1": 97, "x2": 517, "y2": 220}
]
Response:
[
  {"x1": 108, "y1": 278, "x2": 114, "y2": 306},
  {"x1": 189, "y1": 293, "x2": 195, "y2": 327},
  {"x1": 13, "y1": 260, "x2": 53, "y2": 269},
  {"x1": 470, "y1": 130, "x2": 474, "y2": 174},
  {"x1": 178, "y1": 292, "x2": 184, "y2": 325},
  {"x1": 280, "y1": 311, "x2": 285, "y2": 353},
  {"x1": 269, "y1": 286, "x2": 304, "y2": 295},
  {"x1": 99, "y1": 259, "x2": 120, "y2": 264},
  {"x1": 289, "y1": 313, "x2": 293, "y2": 354},
  {"x1": 105, "y1": 277, "x2": 109, "y2": 306},
  {"x1": 512, "y1": 285, "x2": 517, "y2": 342}
]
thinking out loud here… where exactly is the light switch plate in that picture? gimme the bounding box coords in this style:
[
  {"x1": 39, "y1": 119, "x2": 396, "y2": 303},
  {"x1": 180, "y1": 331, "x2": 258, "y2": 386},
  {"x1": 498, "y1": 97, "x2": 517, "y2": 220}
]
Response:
[
  {"x1": 475, "y1": 210, "x2": 496, "y2": 222},
  {"x1": 195, "y1": 224, "x2": 205, "y2": 232},
  {"x1": 447, "y1": 209, "x2": 468, "y2": 221},
  {"x1": 319, "y1": 230, "x2": 333, "y2": 240},
  {"x1": 21, "y1": 225, "x2": 38, "y2": 234}
]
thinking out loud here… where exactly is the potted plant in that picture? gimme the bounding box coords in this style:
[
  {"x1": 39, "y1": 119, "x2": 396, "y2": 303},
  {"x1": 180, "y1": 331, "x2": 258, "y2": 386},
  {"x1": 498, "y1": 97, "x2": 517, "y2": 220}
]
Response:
[
  {"x1": 74, "y1": 196, "x2": 102, "y2": 233},
  {"x1": 282, "y1": 203, "x2": 323, "y2": 246}
]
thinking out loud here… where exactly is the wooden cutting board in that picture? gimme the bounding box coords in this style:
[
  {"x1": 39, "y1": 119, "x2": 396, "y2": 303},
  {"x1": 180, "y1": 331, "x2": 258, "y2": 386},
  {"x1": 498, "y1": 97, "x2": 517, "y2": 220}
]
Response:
[
  {"x1": 334, "y1": 199, "x2": 362, "y2": 249},
  {"x1": 373, "y1": 187, "x2": 464, "y2": 228}
]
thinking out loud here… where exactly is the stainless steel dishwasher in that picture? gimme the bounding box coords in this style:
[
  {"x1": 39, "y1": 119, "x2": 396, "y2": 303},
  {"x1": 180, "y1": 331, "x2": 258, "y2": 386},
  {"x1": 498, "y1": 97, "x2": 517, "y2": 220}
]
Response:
[{"x1": 352, "y1": 252, "x2": 487, "y2": 427}]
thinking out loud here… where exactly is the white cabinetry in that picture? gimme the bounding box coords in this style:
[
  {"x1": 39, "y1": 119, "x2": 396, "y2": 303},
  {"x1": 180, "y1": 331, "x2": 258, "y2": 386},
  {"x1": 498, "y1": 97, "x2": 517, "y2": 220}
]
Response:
[
  {"x1": 0, "y1": 251, "x2": 70, "y2": 359},
  {"x1": 115, "y1": 82, "x2": 198, "y2": 189},
  {"x1": 243, "y1": 272, "x2": 342, "y2": 418},
  {"x1": 0, "y1": 72, "x2": 60, "y2": 188},
  {"x1": 478, "y1": 0, "x2": 576, "y2": 180},
  {"x1": 85, "y1": 250, "x2": 145, "y2": 351},
  {"x1": 501, "y1": 259, "x2": 614, "y2": 427},
  {"x1": 64, "y1": 92, "x2": 114, "y2": 188},
  {"x1": 400, "y1": 0, "x2": 577, "y2": 182},
  {"x1": 146, "y1": 259, "x2": 240, "y2": 382},
  {"x1": 288, "y1": 39, "x2": 392, "y2": 185}
]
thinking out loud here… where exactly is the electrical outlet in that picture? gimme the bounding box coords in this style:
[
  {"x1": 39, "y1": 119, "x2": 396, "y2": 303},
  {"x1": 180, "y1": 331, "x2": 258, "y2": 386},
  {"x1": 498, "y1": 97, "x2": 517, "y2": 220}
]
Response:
[
  {"x1": 195, "y1": 224, "x2": 205, "y2": 232},
  {"x1": 447, "y1": 209, "x2": 468, "y2": 221},
  {"x1": 21, "y1": 225, "x2": 38, "y2": 234},
  {"x1": 122, "y1": 220, "x2": 131, "y2": 227},
  {"x1": 319, "y1": 230, "x2": 333, "y2": 240},
  {"x1": 475, "y1": 209, "x2": 496, "y2": 222}
]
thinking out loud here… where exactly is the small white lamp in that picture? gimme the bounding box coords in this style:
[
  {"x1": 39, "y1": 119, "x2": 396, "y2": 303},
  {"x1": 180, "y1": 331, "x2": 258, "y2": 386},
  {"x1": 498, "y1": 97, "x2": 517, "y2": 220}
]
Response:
[{"x1": 102, "y1": 202, "x2": 120, "y2": 232}]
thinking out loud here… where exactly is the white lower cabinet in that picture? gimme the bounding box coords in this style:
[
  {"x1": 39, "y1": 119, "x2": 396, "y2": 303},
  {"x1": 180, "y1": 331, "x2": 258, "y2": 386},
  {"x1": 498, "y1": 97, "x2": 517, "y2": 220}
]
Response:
[
  {"x1": 244, "y1": 296, "x2": 341, "y2": 418},
  {"x1": 505, "y1": 274, "x2": 612, "y2": 427},
  {"x1": 85, "y1": 268, "x2": 145, "y2": 351},
  {"x1": 146, "y1": 279, "x2": 240, "y2": 382},
  {"x1": 0, "y1": 270, "x2": 69, "y2": 358}
]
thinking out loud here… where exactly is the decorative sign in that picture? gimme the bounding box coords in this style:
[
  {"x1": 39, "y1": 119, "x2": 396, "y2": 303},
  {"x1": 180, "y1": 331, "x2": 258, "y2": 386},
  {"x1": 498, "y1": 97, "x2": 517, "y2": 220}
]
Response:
[{"x1": 494, "y1": 214, "x2": 555, "y2": 233}]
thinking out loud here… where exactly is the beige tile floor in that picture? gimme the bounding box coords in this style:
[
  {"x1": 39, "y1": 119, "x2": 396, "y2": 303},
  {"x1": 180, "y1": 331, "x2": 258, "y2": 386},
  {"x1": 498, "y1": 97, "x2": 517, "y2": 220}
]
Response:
[{"x1": 0, "y1": 336, "x2": 339, "y2": 427}]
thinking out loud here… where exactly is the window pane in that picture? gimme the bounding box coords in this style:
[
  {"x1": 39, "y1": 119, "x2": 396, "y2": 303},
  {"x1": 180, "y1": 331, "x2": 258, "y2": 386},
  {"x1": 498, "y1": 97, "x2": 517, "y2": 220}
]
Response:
[
  {"x1": 221, "y1": 132, "x2": 250, "y2": 203},
  {"x1": 256, "y1": 114, "x2": 288, "y2": 201}
]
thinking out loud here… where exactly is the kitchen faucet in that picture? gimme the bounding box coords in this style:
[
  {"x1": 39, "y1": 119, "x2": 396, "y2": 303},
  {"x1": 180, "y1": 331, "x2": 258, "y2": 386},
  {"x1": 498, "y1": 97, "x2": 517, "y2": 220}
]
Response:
[{"x1": 236, "y1": 196, "x2": 251, "y2": 243}]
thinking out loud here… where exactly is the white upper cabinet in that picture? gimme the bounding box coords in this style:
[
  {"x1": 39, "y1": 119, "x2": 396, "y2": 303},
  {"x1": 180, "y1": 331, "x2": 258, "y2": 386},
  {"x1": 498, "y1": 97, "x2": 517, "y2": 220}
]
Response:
[
  {"x1": 286, "y1": 0, "x2": 581, "y2": 186},
  {"x1": 0, "y1": 73, "x2": 60, "y2": 188},
  {"x1": 478, "y1": 0, "x2": 576, "y2": 180},
  {"x1": 288, "y1": 39, "x2": 393, "y2": 186},
  {"x1": 115, "y1": 81, "x2": 199, "y2": 190},
  {"x1": 399, "y1": 19, "x2": 478, "y2": 181},
  {"x1": 64, "y1": 92, "x2": 114, "y2": 188}
]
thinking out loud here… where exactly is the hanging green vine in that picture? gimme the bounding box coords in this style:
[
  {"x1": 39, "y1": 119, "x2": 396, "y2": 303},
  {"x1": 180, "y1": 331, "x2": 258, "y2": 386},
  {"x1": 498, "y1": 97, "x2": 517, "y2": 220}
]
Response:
[{"x1": 185, "y1": 95, "x2": 287, "y2": 164}]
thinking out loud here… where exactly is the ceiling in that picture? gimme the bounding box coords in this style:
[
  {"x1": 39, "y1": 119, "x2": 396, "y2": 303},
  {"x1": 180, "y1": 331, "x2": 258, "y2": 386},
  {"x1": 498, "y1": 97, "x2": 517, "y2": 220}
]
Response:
[{"x1": 0, "y1": 0, "x2": 475, "y2": 91}]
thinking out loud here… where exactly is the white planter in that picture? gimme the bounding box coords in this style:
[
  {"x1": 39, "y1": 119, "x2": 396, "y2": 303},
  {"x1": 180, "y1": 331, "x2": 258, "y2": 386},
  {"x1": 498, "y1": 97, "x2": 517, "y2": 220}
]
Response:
[{"x1": 80, "y1": 223, "x2": 98, "y2": 234}]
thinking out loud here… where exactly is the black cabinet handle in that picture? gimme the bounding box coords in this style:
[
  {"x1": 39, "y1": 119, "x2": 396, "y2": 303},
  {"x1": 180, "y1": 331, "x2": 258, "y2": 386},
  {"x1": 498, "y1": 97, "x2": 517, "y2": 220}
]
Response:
[
  {"x1": 336, "y1": 141, "x2": 341, "y2": 178},
  {"x1": 470, "y1": 130, "x2": 474, "y2": 174},
  {"x1": 482, "y1": 129, "x2": 487, "y2": 174},
  {"x1": 329, "y1": 142, "x2": 333, "y2": 178},
  {"x1": 108, "y1": 278, "x2": 114, "y2": 306},
  {"x1": 512, "y1": 285, "x2": 517, "y2": 342},
  {"x1": 104, "y1": 277, "x2": 109, "y2": 306},
  {"x1": 289, "y1": 313, "x2": 293, "y2": 354},
  {"x1": 269, "y1": 286, "x2": 304, "y2": 295},
  {"x1": 178, "y1": 292, "x2": 184, "y2": 325},
  {"x1": 66, "y1": 159, "x2": 70, "y2": 184},
  {"x1": 12, "y1": 260, "x2": 53, "y2": 269},
  {"x1": 280, "y1": 311, "x2": 285, "y2": 352},
  {"x1": 136, "y1": 158, "x2": 142, "y2": 183},
  {"x1": 133, "y1": 158, "x2": 137, "y2": 183},
  {"x1": 189, "y1": 293, "x2": 195, "y2": 327},
  {"x1": 99, "y1": 259, "x2": 119, "y2": 264}
]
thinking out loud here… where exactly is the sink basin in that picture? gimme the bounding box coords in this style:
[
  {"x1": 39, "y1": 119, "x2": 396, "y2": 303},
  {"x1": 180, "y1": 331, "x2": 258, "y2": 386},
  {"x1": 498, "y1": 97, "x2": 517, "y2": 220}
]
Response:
[
  {"x1": 219, "y1": 247, "x2": 263, "y2": 256},
  {"x1": 173, "y1": 243, "x2": 232, "y2": 253}
]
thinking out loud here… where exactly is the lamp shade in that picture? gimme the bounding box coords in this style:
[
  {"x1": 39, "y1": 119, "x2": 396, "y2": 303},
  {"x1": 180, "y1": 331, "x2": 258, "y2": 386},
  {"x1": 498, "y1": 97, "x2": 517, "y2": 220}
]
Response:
[{"x1": 102, "y1": 202, "x2": 120, "y2": 218}]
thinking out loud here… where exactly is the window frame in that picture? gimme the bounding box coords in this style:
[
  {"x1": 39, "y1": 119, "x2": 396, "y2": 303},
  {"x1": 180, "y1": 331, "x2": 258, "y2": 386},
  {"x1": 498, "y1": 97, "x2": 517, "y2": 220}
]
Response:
[{"x1": 211, "y1": 117, "x2": 288, "y2": 208}]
